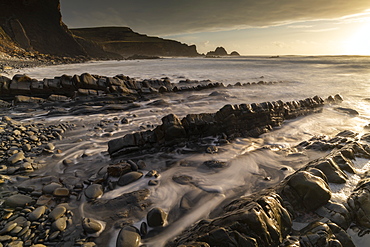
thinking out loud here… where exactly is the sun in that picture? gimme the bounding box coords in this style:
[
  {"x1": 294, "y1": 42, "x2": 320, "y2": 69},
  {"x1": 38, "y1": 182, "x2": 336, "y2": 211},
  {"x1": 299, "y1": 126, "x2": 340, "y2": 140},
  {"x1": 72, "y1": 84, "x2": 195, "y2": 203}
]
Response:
[{"x1": 344, "y1": 20, "x2": 370, "y2": 55}]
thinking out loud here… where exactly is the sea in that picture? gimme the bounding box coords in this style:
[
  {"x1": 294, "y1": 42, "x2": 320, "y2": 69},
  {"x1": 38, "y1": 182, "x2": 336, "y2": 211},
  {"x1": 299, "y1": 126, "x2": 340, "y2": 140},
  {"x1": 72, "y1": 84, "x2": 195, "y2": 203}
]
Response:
[{"x1": 11, "y1": 56, "x2": 370, "y2": 246}]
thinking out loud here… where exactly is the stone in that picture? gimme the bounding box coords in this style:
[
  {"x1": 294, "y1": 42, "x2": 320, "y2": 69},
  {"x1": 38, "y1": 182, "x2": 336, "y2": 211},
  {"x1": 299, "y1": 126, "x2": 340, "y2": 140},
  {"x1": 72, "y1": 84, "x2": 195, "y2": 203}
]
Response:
[
  {"x1": 42, "y1": 182, "x2": 63, "y2": 194},
  {"x1": 203, "y1": 160, "x2": 228, "y2": 169},
  {"x1": 116, "y1": 226, "x2": 141, "y2": 247},
  {"x1": 6, "y1": 241, "x2": 23, "y2": 247},
  {"x1": 313, "y1": 160, "x2": 347, "y2": 184},
  {"x1": 147, "y1": 207, "x2": 167, "y2": 227},
  {"x1": 4, "y1": 194, "x2": 33, "y2": 208},
  {"x1": 286, "y1": 171, "x2": 331, "y2": 211},
  {"x1": 8, "y1": 152, "x2": 25, "y2": 164},
  {"x1": 28, "y1": 206, "x2": 46, "y2": 221},
  {"x1": 22, "y1": 144, "x2": 32, "y2": 152},
  {"x1": 148, "y1": 180, "x2": 159, "y2": 186},
  {"x1": 53, "y1": 187, "x2": 70, "y2": 197},
  {"x1": 107, "y1": 163, "x2": 131, "y2": 177},
  {"x1": 0, "y1": 222, "x2": 17, "y2": 234},
  {"x1": 82, "y1": 218, "x2": 102, "y2": 234},
  {"x1": 52, "y1": 217, "x2": 67, "y2": 231},
  {"x1": 84, "y1": 184, "x2": 103, "y2": 199},
  {"x1": 118, "y1": 171, "x2": 143, "y2": 186},
  {"x1": 49, "y1": 206, "x2": 67, "y2": 221},
  {"x1": 121, "y1": 117, "x2": 129, "y2": 124}
]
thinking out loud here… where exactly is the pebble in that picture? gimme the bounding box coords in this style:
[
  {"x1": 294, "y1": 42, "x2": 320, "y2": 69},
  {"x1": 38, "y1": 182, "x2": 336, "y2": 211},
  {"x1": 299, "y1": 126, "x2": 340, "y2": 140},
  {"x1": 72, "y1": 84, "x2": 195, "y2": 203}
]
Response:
[
  {"x1": 137, "y1": 160, "x2": 146, "y2": 169},
  {"x1": 116, "y1": 226, "x2": 141, "y2": 247},
  {"x1": 52, "y1": 217, "x2": 67, "y2": 231},
  {"x1": 7, "y1": 241, "x2": 23, "y2": 247},
  {"x1": 0, "y1": 222, "x2": 17, "y2": 234},
  {"x1": 84, "y1": 184, "x2": 103, "y2": 199},
  {"x1": 4, "y1": 194, "x2": 33, "y2": 208},
  {"x1": 118, "y1": 171, "x2": 143, "y2": 186},
  {"x1": 28, "y1": 206, "x2": 46, "y2": 221},
  {"x1": 147, "y1": 208, "x2": 167, "y2": 227},
  {"x1": 82, "y1": 218, "x2": 102, "y2": 234},
  {"x1": 8, "y1": 152, "x2": 25, "y2": 164},
  {"x1": 62, "y1": 159, "x2": 73, "y2": 166},
  {"x1": 22, "y1": 144, "x2": 32, "y2": 152},
  {"x1": 48, "y1": 230, "x2": 60, "y2": 240},
  {"x1": 53, "y1": 187, "x2": 70, "y2": 197},
  {"x1": 49, "y1": 206, "x2": 67, "y2": 221},
  {"x1": 148, "y1": 180, "x2": 159, "y2": 186},
  {"x1": 42, "y1": 182, "x2": 63, "y2": 194}
]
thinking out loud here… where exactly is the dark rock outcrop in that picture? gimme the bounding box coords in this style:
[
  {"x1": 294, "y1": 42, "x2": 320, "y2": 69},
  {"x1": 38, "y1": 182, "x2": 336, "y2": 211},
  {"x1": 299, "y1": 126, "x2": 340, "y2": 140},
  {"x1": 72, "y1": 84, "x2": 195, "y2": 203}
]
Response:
[
  {"x1": 206, "y1": 47, "x2": 228, "y2": 56},
  {"x1": 108, "y1": 96, "x2": 324, "y2": 156},
  {"x1": 230, "y1": 51, "x2": 240, "y2": 56},
  {"x1": 0, "y1": 73, "x2": 283, "y2": 103},
  {"x1": 0, "y1": 0, "x2": 199, "y2": 60},
  {"x1": 206, "y1": 47, "x2": 241, "y2": 57},
  {"x1": 169, "y1": 139, "x2": 370, "y2": 247},
  {"x1": 71, "y1": 27, "x2": 200, "y2": 58},
  {"x1": 0, "y1": 0, "x2": 88, "y2": 58}
]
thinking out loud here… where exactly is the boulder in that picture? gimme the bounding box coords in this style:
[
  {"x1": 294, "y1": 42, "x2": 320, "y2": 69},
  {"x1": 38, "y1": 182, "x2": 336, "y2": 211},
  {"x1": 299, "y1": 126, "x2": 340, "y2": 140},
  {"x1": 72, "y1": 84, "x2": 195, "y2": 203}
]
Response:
[
  {"x1": 84, "y1": 184, "x2": 103, "y2": 199},
  {"x1": 347, "y1": 177, "x2": 370, "y2": 228},
  {"x1": 147, "y1": 207, "x2": 167, "y2": 227},
  {"x1": 285, "y1": 171, "x2": 331, "y2": 211},
  {"x1": 116, "y1": 226, "x2": 141, "y2": 247}
]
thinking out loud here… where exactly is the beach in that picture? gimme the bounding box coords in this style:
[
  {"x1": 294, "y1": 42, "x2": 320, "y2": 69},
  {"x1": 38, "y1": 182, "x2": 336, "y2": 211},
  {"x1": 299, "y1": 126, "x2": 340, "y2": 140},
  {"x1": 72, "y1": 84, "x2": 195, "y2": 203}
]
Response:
[{"x1": 0, "y1": 56, "x2": 370, "y2": 246}]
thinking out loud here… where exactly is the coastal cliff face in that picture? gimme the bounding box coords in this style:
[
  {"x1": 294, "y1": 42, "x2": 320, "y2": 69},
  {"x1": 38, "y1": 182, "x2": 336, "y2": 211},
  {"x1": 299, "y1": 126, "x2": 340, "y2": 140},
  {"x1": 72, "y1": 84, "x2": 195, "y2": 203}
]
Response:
[
  {"x1": 0, "y1": 0, "x2": 199, "y2": 59},
  {"x1": 0, "y1": 0, "x2": 87, "y2": 58},
  {"x1": 71, "y1": 27, "x2": 200, "y2": 57}
]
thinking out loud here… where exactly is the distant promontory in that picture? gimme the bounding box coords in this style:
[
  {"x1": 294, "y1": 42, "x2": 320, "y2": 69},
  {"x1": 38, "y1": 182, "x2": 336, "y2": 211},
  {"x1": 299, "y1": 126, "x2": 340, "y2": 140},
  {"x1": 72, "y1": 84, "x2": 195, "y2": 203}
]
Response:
[{"x1": 0, "y1": 0, "x2": 199, "y2": 61}]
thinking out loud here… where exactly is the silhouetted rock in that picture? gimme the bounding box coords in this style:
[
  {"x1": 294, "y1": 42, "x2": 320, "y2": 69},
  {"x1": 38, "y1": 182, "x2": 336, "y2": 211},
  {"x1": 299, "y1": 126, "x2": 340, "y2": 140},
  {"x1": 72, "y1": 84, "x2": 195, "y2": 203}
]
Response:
[
  {"x1": 230, "y1": 51, "x2": 240, "y2": 56},
  {"x1": 206, "y1": 47, "x2": 228, "y2": 56},
  {"x1": 71, "y1": 27, "x2": 200, "y2": 58},
  {"x1": 0, "y1": 1, "x2": 199, "y2": 60}
]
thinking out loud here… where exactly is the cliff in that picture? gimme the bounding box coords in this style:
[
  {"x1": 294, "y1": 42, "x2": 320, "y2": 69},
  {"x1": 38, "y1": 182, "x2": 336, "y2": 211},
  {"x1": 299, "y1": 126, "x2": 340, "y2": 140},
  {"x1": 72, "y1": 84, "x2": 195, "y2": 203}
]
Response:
[
  {"x1": 71, "y1": 27, "x2": 200, "y2": 58},
  {"x1": 0, "y1": 0, "x2": 88, "y2": 58},
  {"x1": 0, "y1": 0, "x2": 199, "y2": 59},
  {"x1": 0, "y1": 0, "x2": 199, "y2": 60}
]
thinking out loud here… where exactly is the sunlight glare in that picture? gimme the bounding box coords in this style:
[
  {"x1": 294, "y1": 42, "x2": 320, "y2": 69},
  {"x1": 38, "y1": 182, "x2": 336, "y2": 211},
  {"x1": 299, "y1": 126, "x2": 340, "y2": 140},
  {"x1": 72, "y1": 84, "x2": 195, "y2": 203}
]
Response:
[{"x1": 345, "y1": 19, "x2": 370, "y2": 55}]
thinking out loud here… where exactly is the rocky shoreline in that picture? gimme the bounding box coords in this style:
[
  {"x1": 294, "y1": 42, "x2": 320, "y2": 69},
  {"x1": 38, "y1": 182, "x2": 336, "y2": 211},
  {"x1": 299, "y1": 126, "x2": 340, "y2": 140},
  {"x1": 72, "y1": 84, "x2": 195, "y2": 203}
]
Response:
[{"x1": 0, "y1": 69, "x2": 369, "y2": 247}]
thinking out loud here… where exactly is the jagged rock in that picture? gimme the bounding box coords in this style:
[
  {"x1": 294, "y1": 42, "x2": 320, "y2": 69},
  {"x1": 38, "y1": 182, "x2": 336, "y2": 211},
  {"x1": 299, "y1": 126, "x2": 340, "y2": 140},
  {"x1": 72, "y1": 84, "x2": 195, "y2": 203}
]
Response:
[
  {"x1": 284, "y1": 171, "x2": 331, "y2": 211},
  {"x1": 315, "y1": 202, "x2": 351, "y2": 229},
  {"x1": 14, "y1": 95, "x2": 44, "y2": 104},
  {"x1": 108, "y1": 96, "x2": 324, "y2": 156},
  {"x1": 206, "y1": 47, "x2": 228, "y2": 56},
  {"x1": 312, "y1": 160, "x2": 347, "y2": 184},
  {"x1": 299, "y1": 221, "x2": 355, "y2": 247},
  {"x1": 347, "y1": 176, "x2": 370, "y2": 228}
]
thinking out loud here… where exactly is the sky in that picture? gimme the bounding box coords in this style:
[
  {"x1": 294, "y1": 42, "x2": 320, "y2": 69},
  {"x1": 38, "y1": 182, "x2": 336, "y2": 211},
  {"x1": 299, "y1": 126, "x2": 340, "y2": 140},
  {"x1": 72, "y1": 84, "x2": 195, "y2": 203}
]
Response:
[{"x1": 60, "y1": 0, "x2": 370, "y2": 55}]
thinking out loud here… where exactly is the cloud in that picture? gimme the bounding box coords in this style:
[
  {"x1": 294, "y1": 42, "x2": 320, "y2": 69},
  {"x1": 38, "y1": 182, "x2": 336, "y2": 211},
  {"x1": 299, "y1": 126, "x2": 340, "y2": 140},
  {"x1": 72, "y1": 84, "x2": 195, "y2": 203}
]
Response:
[
  {"x1": 60, "y1": 0, "x2": 370, "y2": 35},
  {"x1": 305, "y1": 27, "x2": 339, "y2": 32}
]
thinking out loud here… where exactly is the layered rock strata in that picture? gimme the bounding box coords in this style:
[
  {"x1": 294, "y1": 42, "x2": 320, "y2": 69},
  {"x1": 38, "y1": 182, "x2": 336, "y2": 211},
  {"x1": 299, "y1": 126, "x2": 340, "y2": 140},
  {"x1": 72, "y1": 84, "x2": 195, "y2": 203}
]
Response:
[
  {"x1": 0, "y1": 73, "x2": 282, "y2": 101},
  {"x1": 108, "y1": 96, "x2": 324, "y2": 156},
  {"x1": 169, "y1": 140, "x2": 370, "y2": 247}
]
